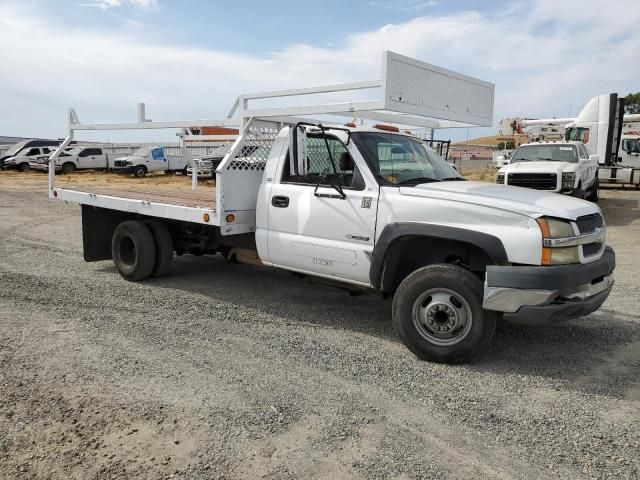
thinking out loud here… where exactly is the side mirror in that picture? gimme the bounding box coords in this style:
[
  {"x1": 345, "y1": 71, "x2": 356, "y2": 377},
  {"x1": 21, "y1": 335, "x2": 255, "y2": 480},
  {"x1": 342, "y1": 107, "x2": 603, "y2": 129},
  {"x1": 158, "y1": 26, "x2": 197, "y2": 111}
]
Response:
[
  {"x1": 289, "y1": 125, "x2": 307, "y2": 177},
  {"x1": 588, "y1": 154, "x2": 600, "y2": 164},
  {"x1": 497, "y1": 155, "x2": 505, "y2": 162}
]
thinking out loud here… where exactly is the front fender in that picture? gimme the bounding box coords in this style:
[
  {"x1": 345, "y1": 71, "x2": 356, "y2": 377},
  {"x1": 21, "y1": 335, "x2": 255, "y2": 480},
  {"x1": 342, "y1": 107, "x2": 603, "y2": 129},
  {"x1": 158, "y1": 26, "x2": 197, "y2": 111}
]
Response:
[{"x1": 370, "y1": 223, "x2": 508, "y2": 290}]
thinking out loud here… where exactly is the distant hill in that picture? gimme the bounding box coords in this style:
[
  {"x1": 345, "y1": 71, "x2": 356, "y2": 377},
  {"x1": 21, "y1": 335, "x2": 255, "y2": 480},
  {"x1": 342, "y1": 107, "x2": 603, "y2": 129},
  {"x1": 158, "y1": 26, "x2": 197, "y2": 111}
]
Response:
[{"x1": 451, "y1": 134, "x2": 529, "y2": 147}]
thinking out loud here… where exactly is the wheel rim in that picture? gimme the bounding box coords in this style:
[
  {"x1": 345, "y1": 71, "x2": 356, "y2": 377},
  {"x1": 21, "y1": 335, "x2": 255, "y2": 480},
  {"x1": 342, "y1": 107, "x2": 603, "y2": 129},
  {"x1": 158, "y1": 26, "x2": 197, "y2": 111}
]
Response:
[
  {"x1": 411, "y1": 288, "x2": 473, "y2": 346},
  {"x1": 118, "y1": 235, "x2": 136, "y2": 268}
]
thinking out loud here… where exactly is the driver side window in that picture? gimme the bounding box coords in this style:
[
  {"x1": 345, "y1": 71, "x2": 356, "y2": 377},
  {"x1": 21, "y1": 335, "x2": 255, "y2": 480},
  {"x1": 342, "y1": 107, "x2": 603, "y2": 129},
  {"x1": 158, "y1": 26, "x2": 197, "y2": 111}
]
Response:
[{"x1": 282, "y1": 135, "x2": 364, "y2": 190}]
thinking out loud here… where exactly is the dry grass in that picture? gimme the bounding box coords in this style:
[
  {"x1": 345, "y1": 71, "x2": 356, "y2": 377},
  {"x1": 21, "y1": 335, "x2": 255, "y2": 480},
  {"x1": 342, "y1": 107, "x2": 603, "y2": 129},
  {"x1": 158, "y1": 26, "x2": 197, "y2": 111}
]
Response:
[
  {"x1": 0, "y1": 170, "x2": 215, "y2": 190},
  {"x1": 1, "y1": 168, "x2": 497, "y2": 193},
  {"x1": 460, "y1": 166, "x2": 497, "y2": 183}
]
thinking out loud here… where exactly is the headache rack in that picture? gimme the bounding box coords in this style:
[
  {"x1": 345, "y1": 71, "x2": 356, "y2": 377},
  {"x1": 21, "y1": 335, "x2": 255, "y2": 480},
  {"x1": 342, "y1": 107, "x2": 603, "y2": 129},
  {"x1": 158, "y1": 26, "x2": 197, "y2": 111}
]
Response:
[{"x1": 49, "y1": 51, "x2": 495, "y2": 234}]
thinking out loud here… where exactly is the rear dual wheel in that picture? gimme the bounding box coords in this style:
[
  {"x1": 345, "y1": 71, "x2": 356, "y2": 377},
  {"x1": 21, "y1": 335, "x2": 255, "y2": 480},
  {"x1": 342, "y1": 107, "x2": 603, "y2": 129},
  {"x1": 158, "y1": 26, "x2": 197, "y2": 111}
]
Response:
[{"x1": 111, "y1": 219, "x2": 173, "y2": 281}]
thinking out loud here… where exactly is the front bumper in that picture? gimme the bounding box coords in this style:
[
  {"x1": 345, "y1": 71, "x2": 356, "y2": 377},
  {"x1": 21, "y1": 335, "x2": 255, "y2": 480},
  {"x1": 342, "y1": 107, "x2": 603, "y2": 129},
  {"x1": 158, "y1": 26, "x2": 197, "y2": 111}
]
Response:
[
  {"x1": 112, "y1": 166, "x2": 136, "y2": 174},
  {"x1": 483, "y1": 247, "x2": 615, "y2": 325},
  {"x1": 187, "y1": 169, "x2": 214, "y2": 178}
]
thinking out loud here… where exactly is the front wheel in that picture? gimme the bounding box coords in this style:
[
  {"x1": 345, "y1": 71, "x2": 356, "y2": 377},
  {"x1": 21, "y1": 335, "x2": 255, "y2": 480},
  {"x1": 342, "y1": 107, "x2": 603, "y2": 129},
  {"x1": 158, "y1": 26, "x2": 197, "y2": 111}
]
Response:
[
  {"x1": 586, "y1": 178, "x2": 599, "y2": 202},
  {"x1": 18, "y1": 162, "x2": 30, "y2": 172},
  {"x1": 133, "y1": 165, "x2": 147, "y2": 178},
  {"x1": 61, "y1": 162, "x2": 76, "y2": 175},
  {"x1": 392, "y1": 264, "x2": 496, "y2": 364}
]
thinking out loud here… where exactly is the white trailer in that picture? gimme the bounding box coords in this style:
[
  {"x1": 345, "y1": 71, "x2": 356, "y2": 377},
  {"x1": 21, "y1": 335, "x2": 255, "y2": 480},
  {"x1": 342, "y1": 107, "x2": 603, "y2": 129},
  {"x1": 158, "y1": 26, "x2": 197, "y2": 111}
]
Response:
[{"x1": 47, "y1": 51, "x2": 614, "y2": 364}]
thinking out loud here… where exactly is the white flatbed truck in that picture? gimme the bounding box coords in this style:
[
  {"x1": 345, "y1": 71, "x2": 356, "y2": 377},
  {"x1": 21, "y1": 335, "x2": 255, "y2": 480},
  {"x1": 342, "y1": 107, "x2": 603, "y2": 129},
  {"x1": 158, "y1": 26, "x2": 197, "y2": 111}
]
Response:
[{"x1": 47, "y1": 52, "x2": 615, "y2": 363}]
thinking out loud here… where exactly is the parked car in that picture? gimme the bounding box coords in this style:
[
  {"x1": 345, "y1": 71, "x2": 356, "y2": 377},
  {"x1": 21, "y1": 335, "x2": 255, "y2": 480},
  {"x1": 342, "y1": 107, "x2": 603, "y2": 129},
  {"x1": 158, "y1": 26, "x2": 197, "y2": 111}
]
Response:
[
  {"x1": 112, "y1": 146, "x2": 187, "y2": 178},
  {"x1": 2, "y1": 146, "x2": 54, "y2": 171},
  {"x1": 0, "y1": 139, "x2": 63, "y2": 169},
  {"x1": 496, "y1": 141, "x2": 599, "y2": 202}
]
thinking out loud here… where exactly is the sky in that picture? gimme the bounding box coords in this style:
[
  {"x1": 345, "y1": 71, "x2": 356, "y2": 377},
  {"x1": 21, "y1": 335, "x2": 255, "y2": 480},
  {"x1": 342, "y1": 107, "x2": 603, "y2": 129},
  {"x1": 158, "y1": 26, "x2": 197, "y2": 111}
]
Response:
[{"x1": 0, "y1": 0, "x2": 639, "y2": 142}]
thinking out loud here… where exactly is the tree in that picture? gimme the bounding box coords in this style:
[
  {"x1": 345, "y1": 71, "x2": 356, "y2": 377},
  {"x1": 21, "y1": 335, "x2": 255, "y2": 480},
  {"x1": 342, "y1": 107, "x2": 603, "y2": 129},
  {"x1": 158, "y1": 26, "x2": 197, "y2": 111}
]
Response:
[{"x1": 624, "y1": 92, "x2": 640, "y2": 115}]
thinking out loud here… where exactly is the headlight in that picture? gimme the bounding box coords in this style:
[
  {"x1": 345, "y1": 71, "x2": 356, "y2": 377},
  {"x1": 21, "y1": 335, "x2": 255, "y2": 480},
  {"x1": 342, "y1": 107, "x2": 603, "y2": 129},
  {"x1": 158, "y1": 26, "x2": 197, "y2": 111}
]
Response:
[
  {"x1": 536, "y1": 217, "x2": 579, "y2": 265},
  {"x1": 496, "y1": 173, "x2": 505, "y2": 184},
  {"x1": 562, "y1": 172, "x2": 575, "y2": 190}
]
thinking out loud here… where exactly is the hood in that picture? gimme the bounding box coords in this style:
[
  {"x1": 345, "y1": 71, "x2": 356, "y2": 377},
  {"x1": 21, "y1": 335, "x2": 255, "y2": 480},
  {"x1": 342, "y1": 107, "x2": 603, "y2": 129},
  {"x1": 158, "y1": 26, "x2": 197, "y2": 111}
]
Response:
[
  {"x1": 400, "y1": 181, "x2": 598, "y2": 220},
  {"x1": 500, "y1": 161, "x2": 575, "y2": 174},
  {"x1": 114, "y1": 155, "x2": 143, "y2": 162}
]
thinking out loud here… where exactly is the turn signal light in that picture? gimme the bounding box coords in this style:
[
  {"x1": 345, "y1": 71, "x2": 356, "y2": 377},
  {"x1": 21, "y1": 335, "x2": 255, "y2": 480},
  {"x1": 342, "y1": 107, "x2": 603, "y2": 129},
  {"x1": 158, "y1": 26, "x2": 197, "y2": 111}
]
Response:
[
  {"x1": 226, "y1": 214, "x2": 235, "y2": 223},
  {"x1": 203, "y1": 213, "x2": 210, "y2": 223}
]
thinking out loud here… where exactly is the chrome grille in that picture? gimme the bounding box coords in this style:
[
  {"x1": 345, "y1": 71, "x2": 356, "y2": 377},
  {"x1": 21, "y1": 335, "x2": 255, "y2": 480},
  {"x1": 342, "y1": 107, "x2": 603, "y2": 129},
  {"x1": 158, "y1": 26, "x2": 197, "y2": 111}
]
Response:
[
  {"x1": 114, "y1": 160, "x2": 127, "y2": 167},
  {"x1": 576, "y1": 213, "x2": 603, "y2": 234},
  {"x1": 507, "y1": 173, "x2": 557, "y2": 190}
]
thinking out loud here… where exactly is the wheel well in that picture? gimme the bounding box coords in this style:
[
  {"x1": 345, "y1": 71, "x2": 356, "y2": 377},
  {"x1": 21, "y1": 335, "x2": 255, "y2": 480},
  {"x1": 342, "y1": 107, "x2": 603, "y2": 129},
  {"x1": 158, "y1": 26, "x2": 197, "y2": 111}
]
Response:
[{"x1": 380, "y1": 236, "x2": 495, "y2": 294}]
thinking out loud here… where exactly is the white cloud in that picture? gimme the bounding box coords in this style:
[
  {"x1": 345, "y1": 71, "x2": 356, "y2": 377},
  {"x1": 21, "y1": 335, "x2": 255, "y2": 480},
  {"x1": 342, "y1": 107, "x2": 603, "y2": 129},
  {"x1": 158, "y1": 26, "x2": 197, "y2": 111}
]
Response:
[
  {"x1": 0, "y1": 0, "x2": 638, "y2": 141},
  {"x1": 78, "y1": 0, "x2": 158, "y2": 11}
]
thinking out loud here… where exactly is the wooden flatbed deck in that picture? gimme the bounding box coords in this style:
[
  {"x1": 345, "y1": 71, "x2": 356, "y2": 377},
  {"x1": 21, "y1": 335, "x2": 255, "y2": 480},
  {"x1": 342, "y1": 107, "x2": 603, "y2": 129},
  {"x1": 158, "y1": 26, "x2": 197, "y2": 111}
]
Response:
[{"x1": 58, "y1": 184, "x2": 217, "y2": 210}]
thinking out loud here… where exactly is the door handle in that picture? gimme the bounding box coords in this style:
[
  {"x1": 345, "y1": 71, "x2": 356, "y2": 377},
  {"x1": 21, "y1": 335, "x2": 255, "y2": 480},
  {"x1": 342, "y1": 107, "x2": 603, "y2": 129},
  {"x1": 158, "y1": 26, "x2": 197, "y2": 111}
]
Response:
[{"x1": 271, "y1": 195, "x2": 289, "y2": 208}]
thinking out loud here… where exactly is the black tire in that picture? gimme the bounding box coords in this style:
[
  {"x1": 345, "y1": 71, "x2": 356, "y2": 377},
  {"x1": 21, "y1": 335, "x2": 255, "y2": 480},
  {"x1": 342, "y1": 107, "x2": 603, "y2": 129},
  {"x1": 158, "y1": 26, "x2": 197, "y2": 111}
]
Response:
[
  {"x1": 143, "y1": 219, "x2": 174, "y2": 277},
  {"x1": 181, "y1": 166, "x2": 189, "y2": 176},
  {"x1": 111, "y1": 220, "x2": 156, "y2": 281},
  {"x1": 18, "y1": 162, "x2": 30, "y2": 172},
  {"x1": 392, "y1": 264, "x2": 496, "y2": 364},
  {"x1": 133, "y1": 165, "x2": 147, "y2": 178},
  {"x1": 61, "y1": 162, "x2": 76, "y2": 175},
  {"x1": 586, "y1": 178, "x2": 599, "y2": 202}
]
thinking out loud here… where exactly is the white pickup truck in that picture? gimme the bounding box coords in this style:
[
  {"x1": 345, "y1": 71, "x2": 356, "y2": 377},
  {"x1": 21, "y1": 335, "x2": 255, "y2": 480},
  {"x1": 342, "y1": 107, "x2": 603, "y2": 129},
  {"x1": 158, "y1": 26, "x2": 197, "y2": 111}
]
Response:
[
  {"x1": 45, "y1": 52, "x2": 615, "y2": 363},
  {"x1": 497, "y1": 141, "x2": 600, "y2": 201},
  {"x1": 30, "y1": 146, "x2": 111, "y2": 174},
  {"x1": 112, "y1": 146, "x2": 187, "y2": 177}
]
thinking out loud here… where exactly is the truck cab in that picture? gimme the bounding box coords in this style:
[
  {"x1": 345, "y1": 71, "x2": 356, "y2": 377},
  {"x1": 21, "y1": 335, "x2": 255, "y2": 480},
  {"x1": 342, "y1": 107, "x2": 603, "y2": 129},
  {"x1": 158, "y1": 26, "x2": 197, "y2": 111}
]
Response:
[{"x1": 496, "y1": 141, "x2": 599, "y2": 201}]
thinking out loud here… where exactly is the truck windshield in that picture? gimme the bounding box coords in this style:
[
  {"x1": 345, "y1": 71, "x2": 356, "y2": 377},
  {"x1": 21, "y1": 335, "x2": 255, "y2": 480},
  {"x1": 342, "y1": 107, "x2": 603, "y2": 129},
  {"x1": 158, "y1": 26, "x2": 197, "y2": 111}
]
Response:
[
  {"x1": 511, "y1": 145, "x2": 578, "y2": 163},
  {"x1": 133, "y1": 146, "x2": 153, "y2": 157},
  {"x1": 623, "y1": 138, "x2": 640, "y2": 153},
  {"x1": 351, "y1": 132, "x2": 462, "y2": 185},
  {"x1": 565, "y1": 127, "x2": 590, "y2": 144}
]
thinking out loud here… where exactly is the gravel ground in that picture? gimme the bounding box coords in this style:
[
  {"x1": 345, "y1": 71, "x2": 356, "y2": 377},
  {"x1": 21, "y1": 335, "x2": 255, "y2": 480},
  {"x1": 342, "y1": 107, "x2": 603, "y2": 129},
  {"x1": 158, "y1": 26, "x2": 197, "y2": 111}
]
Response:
[{"x1": 0, "y1": 174, "x2": 639, "y2": 479}]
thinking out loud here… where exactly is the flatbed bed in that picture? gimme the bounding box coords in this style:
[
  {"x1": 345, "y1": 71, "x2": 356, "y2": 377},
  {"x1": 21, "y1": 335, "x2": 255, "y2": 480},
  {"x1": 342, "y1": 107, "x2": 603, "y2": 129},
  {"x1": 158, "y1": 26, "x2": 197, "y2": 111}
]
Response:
[{"x1": 53, "y1": 184, "x2": 219, "y2": 226}]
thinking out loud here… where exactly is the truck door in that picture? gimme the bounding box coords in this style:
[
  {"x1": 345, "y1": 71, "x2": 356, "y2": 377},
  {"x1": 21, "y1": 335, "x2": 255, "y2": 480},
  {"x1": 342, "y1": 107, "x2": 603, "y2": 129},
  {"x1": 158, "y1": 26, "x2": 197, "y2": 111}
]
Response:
[
  {"x1": 265, "y1": 132, "x2": 378, "y2": 285},
  {"x1": 77, "y1": 148, "x2": 101, "y2": 169},
  {"x1": 150, "y1": 147, "x2": 167, "y2": 172}
]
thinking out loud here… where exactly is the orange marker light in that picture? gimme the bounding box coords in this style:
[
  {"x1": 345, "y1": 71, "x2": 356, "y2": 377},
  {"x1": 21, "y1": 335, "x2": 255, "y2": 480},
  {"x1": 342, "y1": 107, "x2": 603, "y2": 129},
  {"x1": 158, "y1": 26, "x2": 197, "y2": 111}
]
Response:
[
  {"x1": 373, "y1": 124, "x2": 400, "y2": 132},
  {"x1": 203, "y1": 213, "x2": 210, "y2": 223},
  {"x1": 226, "y1": 214, "x2": 235, "y2": 223},
  {"x1": 536, "y1": 218, "x2": 552, "y2": 265}
]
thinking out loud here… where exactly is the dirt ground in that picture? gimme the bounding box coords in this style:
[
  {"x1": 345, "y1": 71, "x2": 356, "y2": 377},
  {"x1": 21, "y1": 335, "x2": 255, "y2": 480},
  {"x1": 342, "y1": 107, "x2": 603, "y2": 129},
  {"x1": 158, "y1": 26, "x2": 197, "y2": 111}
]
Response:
[{"x1": 0, "y1": 172, "x2": 639, "y2": 479}]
